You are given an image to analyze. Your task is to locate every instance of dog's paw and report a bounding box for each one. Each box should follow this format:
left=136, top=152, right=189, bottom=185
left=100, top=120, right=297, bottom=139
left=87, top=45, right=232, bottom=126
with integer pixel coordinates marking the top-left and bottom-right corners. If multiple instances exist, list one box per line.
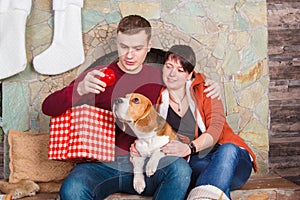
left=133, top=175, right=146, bottom=194
left=146, top=160, right=158, bottom=177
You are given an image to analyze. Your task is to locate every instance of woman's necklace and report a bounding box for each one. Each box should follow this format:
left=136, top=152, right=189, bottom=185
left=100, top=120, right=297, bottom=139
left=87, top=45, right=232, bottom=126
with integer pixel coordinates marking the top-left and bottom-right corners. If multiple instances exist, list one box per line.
left=169, top=93, right=186, bottom=112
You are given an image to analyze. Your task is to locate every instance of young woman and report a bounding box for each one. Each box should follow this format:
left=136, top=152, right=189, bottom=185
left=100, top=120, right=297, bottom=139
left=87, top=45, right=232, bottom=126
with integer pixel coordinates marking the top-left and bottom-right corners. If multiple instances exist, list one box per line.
left=156, top=45, right=257, bottom=199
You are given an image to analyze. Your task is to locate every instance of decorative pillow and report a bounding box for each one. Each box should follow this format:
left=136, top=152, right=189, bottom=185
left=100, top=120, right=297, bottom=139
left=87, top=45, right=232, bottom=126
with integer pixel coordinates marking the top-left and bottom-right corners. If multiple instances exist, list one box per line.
left=8, top=129, right=75, bottom=184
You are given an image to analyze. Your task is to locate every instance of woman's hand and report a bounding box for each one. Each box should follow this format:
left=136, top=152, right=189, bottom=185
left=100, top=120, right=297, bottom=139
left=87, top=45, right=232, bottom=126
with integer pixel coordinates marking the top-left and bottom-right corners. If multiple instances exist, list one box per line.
left=204, top=79, right=221, bottom=100
left=129, top=141, right=141, bottom=162
left=161, top=140, right=190, bottom=157
left=77, top=69, right=107, bottom=96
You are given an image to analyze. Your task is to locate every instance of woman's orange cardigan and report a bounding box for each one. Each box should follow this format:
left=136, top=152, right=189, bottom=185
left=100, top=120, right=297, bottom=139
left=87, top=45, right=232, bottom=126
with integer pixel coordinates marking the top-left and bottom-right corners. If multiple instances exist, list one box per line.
left=156, top=72, right=258, bottom=172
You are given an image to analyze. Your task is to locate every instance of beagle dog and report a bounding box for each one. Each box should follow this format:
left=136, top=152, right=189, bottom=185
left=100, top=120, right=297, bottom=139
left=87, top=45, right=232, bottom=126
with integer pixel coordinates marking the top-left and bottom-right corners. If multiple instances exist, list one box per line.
left=113, top=93, right=177, bottom=194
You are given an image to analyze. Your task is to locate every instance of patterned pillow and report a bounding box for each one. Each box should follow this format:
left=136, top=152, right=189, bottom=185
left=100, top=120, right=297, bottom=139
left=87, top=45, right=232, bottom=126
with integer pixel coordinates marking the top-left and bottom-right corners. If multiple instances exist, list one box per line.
left=8, top=129, right=74, bottom=184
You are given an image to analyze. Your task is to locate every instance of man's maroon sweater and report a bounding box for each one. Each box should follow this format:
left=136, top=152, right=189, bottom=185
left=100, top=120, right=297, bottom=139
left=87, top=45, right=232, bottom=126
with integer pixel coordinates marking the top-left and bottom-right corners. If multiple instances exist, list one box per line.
left=42, top=62, right=163, bottom=156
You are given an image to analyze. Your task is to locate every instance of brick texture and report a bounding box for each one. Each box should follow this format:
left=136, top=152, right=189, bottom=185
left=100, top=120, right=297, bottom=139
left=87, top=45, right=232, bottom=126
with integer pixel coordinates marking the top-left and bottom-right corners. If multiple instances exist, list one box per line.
left=267, top=0, right=300, bottom=185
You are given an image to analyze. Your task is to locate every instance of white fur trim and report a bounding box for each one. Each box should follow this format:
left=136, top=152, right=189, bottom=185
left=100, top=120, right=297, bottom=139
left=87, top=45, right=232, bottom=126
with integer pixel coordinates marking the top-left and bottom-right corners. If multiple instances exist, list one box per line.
left=158, top=81, right=206, bottom=134
left=186, top=80, right=206, bottom=133
left=53, top=0, right=83, bottom=10
left=0, top=0, right=32, bottom=14
left=159, top=89, right=170, bottom=119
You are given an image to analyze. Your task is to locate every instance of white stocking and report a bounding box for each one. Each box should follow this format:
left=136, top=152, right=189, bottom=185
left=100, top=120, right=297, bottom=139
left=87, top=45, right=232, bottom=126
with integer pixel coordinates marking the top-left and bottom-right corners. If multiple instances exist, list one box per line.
left=33, top=0, right=84, bottom=75
left=0, top=0, right=32, bottom=80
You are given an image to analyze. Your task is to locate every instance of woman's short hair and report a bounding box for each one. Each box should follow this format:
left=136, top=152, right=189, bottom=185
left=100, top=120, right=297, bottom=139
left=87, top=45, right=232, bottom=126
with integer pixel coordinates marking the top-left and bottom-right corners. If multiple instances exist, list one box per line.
left=164, top=45, right=196, bottom=74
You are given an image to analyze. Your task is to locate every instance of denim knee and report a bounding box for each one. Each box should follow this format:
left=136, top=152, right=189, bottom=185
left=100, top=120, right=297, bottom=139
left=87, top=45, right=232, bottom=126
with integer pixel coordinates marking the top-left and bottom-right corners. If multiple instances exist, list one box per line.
left=60, top=174, right=92, bottom=200
left=161, top=157, right=192, bottom=188
left=215, top=143, right=240, bottom=161
left=152, top=157, right=192, bottom=199
left=174, top=157, right=192, bottom=179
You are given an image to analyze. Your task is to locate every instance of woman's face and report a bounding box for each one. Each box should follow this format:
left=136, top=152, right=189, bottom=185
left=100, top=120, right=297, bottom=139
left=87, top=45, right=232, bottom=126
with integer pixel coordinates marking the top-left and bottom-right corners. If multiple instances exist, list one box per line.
left=162, top=56, right=192, bottom=90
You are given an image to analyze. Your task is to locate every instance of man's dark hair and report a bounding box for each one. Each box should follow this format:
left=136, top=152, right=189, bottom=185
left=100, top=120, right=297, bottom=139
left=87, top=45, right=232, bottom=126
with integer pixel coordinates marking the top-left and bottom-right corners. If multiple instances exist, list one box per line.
left=117, top=15, right=152, bottom=41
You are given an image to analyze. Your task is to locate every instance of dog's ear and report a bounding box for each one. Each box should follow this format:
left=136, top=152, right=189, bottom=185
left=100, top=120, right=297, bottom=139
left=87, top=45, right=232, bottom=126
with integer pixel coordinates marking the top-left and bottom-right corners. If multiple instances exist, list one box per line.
left=139, top=100, right=153, bottom=120
left=117, top=119, right=127, bottom=131
left=156, top=115, right=177, bottom=140
left=134, top=101, right=154, bottom=129
left=121, top=121, right=126, bottom=131
left=155, top=114, right=167, bottom=133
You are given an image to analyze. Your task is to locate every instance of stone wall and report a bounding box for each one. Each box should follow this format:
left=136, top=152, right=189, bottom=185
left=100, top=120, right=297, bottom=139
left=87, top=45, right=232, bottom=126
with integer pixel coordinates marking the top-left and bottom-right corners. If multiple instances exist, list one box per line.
left=267, top=0, right=300, bottom=184
left=0, top=0, right=269, bottom=177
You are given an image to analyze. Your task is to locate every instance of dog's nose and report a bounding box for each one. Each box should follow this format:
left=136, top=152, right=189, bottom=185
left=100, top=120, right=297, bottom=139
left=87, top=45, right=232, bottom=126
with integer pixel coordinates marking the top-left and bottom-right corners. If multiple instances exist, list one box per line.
left=114, top=98, right=123, bottom=105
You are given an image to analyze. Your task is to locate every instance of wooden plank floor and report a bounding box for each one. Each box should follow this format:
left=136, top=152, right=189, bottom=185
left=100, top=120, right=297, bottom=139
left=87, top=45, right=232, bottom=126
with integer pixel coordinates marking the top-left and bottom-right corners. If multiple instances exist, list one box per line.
left=0, top=141, right=299, bottom=199
left=16, top=174, right=300, bottom=200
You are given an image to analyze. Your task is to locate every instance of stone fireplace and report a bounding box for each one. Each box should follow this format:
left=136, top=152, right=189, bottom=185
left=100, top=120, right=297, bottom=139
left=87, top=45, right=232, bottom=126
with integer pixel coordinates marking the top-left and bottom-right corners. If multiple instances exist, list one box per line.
left=0, top=0, right=269, bottom=178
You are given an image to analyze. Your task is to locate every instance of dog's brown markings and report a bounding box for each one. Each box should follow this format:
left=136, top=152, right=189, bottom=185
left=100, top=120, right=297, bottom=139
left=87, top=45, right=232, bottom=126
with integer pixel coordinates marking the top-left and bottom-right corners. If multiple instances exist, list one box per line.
left=156, top=115, right=177, bottom=140
left=126, top=94, right=151, bottom=122
left=127, top=93, right=177, bottom=140
left=118, top=93, right=177, bottom=141
left=134, top=107, right=159, bottom=133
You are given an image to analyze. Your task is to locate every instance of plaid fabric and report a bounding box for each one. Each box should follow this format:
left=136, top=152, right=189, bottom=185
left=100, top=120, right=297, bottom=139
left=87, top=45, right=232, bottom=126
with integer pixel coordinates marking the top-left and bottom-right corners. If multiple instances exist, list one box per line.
left=48, top=104, right=115, bottom=162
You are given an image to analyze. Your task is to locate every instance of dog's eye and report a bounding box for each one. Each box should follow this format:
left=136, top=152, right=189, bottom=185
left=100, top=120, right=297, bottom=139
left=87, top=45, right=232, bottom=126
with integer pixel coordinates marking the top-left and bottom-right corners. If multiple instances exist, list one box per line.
left=132, top=98, right=140, bottom=104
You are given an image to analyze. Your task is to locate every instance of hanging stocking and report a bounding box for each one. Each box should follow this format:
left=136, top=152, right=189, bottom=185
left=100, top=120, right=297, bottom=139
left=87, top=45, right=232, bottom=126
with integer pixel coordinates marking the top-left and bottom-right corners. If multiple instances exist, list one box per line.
left=0, top=0, right=32, bottom=80
left=33, top=0, right=84, bottom=75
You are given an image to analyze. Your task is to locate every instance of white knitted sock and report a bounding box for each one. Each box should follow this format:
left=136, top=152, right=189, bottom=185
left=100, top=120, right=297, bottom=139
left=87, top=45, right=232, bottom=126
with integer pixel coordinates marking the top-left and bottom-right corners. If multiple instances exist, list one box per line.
left=187, top=185, right=230, bottom=200
left=33, top=0, right=84, bottom=75
left=0, top=0, right=32, bottom=80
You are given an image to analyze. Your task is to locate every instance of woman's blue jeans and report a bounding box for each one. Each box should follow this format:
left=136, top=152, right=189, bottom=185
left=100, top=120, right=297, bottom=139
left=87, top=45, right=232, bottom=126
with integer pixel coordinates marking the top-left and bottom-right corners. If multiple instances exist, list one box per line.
left=189, top=143, right=253, bottom=199
left=60, top=155, right=191, bottom=200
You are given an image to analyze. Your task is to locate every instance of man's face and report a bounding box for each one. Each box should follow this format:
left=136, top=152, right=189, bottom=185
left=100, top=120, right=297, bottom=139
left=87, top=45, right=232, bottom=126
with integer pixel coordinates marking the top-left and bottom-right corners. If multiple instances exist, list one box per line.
left=117, top=30, right=152, bottom=74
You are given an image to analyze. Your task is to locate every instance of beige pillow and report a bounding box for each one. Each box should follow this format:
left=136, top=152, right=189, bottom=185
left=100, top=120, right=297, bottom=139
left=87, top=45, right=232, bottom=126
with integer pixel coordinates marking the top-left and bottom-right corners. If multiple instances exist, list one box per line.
left=8, top=129, right=75, bottom=184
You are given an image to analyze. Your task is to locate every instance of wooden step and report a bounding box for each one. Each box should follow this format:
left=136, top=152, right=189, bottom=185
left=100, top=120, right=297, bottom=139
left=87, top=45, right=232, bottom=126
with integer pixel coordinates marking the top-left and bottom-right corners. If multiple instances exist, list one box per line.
left=230, top=173, right=300, bottom=200
left=18, top=174, right=300, bottom=200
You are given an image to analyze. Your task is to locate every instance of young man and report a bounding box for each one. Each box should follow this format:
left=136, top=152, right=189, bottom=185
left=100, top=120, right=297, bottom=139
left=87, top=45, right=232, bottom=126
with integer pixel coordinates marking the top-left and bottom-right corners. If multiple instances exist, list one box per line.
left=42, top=15, right=219, bottom=200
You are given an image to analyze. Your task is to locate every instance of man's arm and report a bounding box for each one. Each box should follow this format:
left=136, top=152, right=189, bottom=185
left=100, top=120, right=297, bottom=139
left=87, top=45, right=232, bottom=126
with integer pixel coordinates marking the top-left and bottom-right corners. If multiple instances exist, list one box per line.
left=42, top=68, right=107, bottom=116
left=42, top=80, right=80, bottom=116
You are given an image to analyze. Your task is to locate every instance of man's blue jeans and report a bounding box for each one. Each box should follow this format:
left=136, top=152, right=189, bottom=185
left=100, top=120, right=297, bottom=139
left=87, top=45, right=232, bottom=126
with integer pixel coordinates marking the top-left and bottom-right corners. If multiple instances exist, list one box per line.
left=189, top=143, right=253, bottom=199
left=60, top=155, right=191, bottom=200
